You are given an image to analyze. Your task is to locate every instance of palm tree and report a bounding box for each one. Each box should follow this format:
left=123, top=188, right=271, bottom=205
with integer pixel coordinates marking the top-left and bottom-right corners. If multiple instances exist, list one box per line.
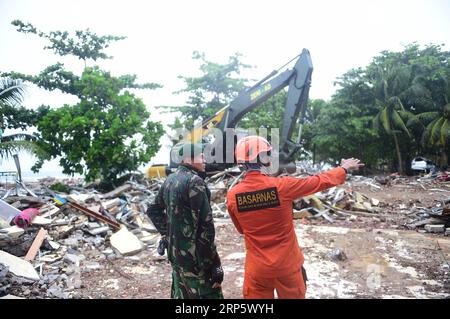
left=0, top=133, right=41, bottom=161
left=0, top=77, right=26, bottom=107
left=409, top=75, right=450, bottom=167
left=372, top=65, right=423, bottom=174
left=0, top=77, right=41, bottom=161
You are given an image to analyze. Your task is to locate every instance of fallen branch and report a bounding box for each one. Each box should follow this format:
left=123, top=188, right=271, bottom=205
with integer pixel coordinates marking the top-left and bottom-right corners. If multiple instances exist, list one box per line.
left=228, top=172, right=244, bottom=189
left=427, top=189, right=450, bottom=193
left=323, top=203, right=381, bottom=218
left=106, top=259, right=134, bottom=281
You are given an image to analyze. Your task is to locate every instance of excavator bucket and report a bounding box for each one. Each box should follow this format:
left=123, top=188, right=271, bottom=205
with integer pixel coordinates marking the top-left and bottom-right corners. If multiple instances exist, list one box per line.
left=146, top=165, right=172, bottom=179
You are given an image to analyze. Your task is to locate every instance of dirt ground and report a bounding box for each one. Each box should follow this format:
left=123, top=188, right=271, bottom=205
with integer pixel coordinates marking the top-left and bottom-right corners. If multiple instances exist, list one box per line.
left=74, top=180, right=450, bottom=299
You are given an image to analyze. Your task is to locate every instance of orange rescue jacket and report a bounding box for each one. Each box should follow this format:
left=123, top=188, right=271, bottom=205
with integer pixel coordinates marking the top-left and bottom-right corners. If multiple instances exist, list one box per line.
left=226, top=167, right=346, bottom=278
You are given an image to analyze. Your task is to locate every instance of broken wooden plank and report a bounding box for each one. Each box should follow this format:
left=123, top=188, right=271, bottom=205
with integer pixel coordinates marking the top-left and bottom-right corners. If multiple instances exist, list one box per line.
left=3, top=196, right=44, bottom=205
left=25, top=228, right=48, bottom=262
left=0, top=295, right=25, bottom=299
left=67, top=193, right=94, bottom=203
left=40, top=254, right=63, bottom=263
left=66, top=199, right=120, bottom=230
left=313, top=209, right=334, bottom=223
left=425, top=224, right=445, bottom=233
left=102, top=198, right=121, bottom=210
left=87, top=226, right=110, bottom=236
left=39, top=204, right=60, bottom=218
left=293, top=209, right=314, bottom=219
left=31, top=215, right=53, bottom=226
left=305, top=195, right=327, bottom=211
left=428, top=189, right=450, bottom=193
left=408, top=217, right=444, bottom=228
left=101, top=184, right=132, bottom=199
left=106, top=259, right=134, bottom=280
left=367, top=182, right=382, bottom=189
left=324, top=203, right=379, bottom=218
left=0, top=226, right=24, bottom=238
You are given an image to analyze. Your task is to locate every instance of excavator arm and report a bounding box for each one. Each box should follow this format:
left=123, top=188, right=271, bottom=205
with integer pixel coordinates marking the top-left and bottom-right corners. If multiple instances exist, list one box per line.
left=147, top=49, right=313, bottom=178
left=218, top=48, right=313, bottom=173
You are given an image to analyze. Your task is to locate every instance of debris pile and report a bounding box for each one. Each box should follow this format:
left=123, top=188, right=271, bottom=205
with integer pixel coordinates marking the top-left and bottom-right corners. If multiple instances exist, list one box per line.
left=405, top=198, right=450, bottom=235
left=206, top=167, right=243, bottom=218
left=1, top=166, right=450, bottom=299
left=0, top=177, right=163, bottom=299
left=292, top=186, right=382, bottom=223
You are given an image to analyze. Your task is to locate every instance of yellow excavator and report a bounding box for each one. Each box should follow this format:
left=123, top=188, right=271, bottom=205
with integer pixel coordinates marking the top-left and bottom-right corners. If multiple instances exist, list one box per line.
left=147, top=49, right=313, bottom=178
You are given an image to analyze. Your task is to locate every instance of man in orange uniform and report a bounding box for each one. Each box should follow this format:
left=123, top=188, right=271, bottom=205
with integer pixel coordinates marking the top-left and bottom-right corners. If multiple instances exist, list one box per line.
left=226, top=136, right=364, bottom=299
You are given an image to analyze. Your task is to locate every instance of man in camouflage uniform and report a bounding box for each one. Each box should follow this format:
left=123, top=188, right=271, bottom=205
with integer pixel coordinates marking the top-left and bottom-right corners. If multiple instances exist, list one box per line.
left=147, top=142, right=224, bottom=299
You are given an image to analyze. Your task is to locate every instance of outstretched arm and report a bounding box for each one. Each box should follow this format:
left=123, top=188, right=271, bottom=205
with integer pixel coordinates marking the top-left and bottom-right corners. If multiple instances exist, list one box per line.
left=282, top=158, right=364, bottom=200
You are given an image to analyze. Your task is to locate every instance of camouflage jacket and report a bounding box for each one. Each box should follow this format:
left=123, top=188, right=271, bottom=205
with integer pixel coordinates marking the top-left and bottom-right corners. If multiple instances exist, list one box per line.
left=147, top=164, right=221, bottom=276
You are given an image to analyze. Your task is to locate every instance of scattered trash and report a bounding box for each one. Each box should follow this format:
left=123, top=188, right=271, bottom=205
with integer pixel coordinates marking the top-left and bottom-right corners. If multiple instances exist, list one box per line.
left=330, top=249, right=348, bottom=261
left=0, top=199, right=21, bottom=225
left=424, top=224, right=445, bottom=233
left=14, top=208, right=41, bottom=229
left=405, top=198, right=450, bottom=231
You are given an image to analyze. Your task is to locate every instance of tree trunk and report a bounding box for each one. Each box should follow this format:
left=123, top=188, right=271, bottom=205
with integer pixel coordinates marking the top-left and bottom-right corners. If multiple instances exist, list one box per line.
left=312, top=144, right=316, bottom=165
left=441, top=147, right=448, bottom=169
left=393, top=133, right=403, bottom=174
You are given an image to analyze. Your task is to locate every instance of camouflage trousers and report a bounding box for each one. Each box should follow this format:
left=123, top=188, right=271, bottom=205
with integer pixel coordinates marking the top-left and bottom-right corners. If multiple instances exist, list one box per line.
left=171, top=268, right=223, bottom=299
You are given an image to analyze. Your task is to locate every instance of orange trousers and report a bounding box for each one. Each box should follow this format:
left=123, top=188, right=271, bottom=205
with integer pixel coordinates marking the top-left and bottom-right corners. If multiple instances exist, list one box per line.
left=243, top=267, right=307, bottom=299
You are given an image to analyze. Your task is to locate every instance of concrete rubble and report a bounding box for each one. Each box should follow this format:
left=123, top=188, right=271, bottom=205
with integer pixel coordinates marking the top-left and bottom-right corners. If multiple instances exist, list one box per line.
left=0, top=250, right=40, bottom=281
left=110, top=227, right=143, bottom=256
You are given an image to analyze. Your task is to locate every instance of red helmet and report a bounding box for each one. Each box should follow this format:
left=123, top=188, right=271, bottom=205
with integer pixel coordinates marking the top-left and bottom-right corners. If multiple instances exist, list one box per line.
left=235, top=135, right=272, bottom=163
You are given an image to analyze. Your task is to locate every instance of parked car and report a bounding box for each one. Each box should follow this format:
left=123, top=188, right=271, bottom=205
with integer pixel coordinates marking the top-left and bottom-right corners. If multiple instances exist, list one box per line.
left=411, top=157, right=437, bottom=173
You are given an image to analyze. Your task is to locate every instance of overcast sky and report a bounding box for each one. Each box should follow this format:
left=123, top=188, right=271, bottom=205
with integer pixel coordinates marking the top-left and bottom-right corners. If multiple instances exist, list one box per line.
left=1, top=0, right=450, bottom=179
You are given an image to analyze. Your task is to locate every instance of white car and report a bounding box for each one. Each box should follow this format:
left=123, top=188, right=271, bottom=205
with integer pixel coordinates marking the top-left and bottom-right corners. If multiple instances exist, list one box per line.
left=411, top=157, right=436, bottom=172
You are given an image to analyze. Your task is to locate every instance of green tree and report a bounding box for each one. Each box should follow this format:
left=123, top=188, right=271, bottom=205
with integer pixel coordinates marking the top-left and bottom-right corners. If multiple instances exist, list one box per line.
left=368, top=43, right=450, bottom=114
left=3, top=21, right=164, bottom=185
left=311, top=101, right=382, bottom=170
left=367, top=43, right=450, bottom=171
left=283, top=43, right=450, bottom=174
left=309, top=68, right=383, bottom=170
left=161, top=51, right=251, bottom=131
left=12, top=20, right=125, bottom=68
left=302, top=99, right=328, bottom=163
